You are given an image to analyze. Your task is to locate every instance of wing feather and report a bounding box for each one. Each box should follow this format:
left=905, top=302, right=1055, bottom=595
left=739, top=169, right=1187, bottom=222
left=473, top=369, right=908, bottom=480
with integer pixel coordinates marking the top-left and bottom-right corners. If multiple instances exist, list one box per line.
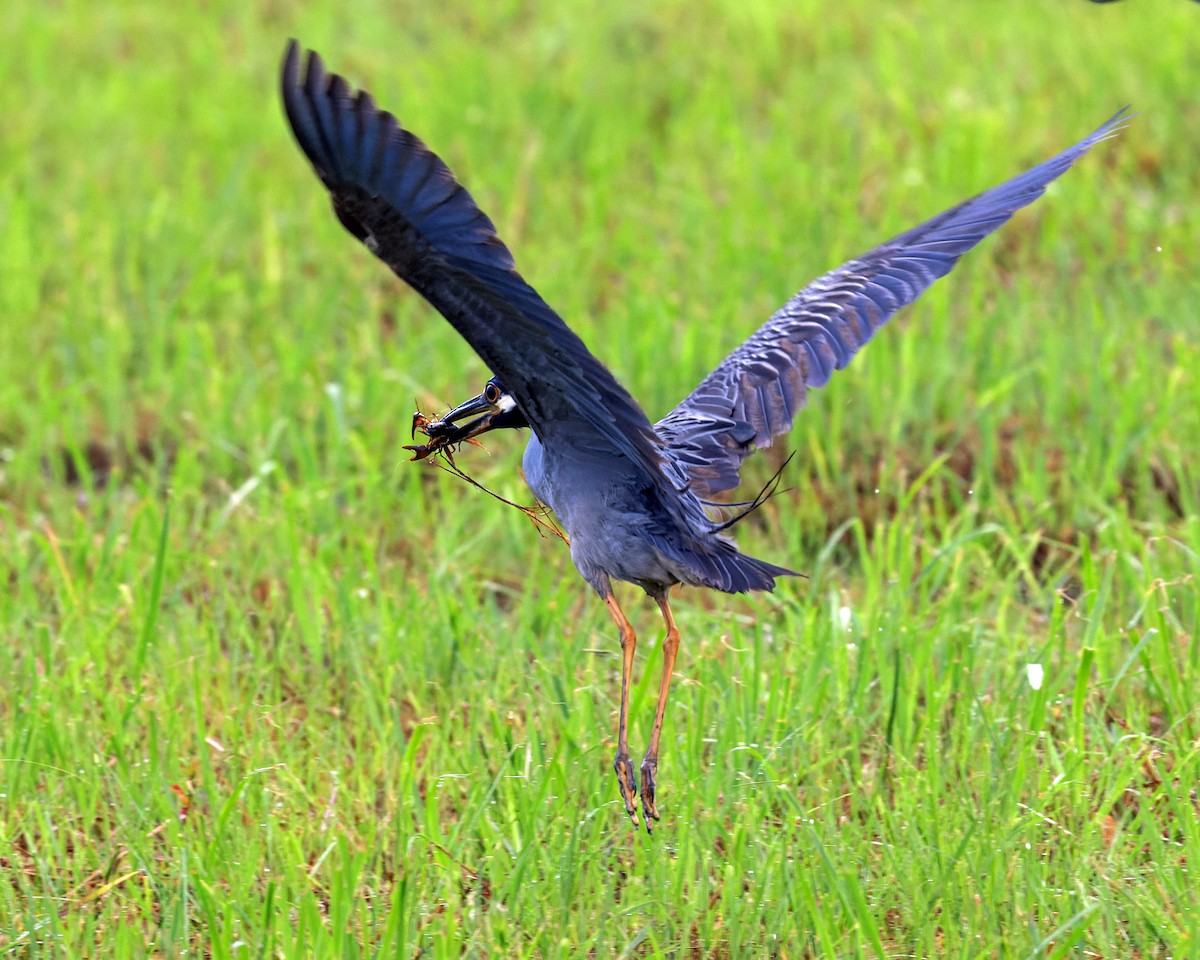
left=656, top=108, right=1128, bottom=499
left=281, top=42, right=684, bottom=510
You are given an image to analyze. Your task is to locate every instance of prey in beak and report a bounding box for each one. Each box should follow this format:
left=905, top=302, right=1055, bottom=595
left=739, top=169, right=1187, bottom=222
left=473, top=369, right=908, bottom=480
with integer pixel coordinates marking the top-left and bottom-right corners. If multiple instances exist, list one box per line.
left=404, top=377, right=527, bottom=461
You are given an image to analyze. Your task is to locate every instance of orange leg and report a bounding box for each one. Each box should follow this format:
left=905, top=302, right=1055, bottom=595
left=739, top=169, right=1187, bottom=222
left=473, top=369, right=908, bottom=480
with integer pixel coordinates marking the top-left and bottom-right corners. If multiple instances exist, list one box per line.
left=603, top=590, right=640, bottom=828
left=640, top=593, right=680, bottom=825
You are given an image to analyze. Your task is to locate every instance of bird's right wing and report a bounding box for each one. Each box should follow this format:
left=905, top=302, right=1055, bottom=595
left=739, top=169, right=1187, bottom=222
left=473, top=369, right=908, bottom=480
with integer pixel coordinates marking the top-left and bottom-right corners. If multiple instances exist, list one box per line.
left=655, top=109, right=1128, bottom=500
left=281, top=42, right=680, bottom=506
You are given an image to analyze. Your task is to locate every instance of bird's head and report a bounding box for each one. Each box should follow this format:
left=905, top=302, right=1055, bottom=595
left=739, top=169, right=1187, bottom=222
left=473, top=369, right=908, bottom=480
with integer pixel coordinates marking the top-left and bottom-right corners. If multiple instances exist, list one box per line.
left=424, top=376, right=529, bottom=445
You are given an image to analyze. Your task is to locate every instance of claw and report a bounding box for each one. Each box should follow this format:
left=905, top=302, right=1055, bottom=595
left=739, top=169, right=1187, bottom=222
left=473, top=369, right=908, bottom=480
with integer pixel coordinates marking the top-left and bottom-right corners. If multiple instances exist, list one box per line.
left=640, top=757, right=660, bottom=825
left=403, top=422, right=463, bottom=462
left=410, top=409, right=432, bottom=441
left=613, top=753, right=640, bottom=829
left=402, top=442, right=434, bottom=461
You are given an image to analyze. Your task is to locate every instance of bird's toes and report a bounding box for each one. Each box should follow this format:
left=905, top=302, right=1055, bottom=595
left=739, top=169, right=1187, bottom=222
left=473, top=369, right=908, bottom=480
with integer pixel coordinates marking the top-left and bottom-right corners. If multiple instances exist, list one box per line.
left=640, top=757, right=661, bottom=825
left=613, top=754, right=640, bottom=828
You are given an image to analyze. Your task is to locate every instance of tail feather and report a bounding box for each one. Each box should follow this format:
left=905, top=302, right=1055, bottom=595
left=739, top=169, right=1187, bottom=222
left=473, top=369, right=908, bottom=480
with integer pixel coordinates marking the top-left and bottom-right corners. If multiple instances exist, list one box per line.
left=697, top=543, right=799, bottom=594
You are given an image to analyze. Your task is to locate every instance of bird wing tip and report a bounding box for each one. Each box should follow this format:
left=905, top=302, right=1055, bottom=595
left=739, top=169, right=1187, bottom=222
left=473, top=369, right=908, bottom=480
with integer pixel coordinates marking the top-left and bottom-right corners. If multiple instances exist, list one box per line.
left=1093, top=105, right=1134, bottom=143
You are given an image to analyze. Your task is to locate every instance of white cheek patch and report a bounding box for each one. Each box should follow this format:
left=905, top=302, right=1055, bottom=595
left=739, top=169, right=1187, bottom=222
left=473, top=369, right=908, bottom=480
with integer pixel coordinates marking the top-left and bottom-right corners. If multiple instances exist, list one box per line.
left=496, top=392, right=517, bottom=413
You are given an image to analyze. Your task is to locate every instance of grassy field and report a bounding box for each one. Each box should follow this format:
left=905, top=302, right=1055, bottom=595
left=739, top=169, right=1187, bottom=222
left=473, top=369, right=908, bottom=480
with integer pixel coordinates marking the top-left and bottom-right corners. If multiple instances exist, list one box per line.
left=2, top=0, right=1197, bottom=955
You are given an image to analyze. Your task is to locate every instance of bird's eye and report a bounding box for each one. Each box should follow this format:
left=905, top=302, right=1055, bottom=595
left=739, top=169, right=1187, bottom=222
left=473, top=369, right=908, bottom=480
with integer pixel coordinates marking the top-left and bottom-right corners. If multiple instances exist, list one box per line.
left=485, top=382, right=501, bottom=404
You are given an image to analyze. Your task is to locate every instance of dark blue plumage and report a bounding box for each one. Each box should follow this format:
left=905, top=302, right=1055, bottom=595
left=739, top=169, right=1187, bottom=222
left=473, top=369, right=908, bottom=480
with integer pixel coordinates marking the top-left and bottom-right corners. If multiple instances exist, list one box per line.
left=281, top=43, right=683, bottom=531
left=655, top=108, right=1129, bottom=498
left=281, top=39, right=1125, bottom=829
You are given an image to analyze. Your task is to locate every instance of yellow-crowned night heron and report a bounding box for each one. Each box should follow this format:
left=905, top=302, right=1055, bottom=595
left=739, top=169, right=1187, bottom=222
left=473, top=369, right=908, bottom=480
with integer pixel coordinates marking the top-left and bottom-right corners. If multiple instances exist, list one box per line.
left=281, top=40, right=1125, bottom=829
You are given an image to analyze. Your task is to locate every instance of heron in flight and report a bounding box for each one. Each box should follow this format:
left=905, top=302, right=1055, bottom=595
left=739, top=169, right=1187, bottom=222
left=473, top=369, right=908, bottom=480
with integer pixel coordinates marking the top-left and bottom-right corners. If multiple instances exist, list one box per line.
left=281, top=40, right=1124, bottom=829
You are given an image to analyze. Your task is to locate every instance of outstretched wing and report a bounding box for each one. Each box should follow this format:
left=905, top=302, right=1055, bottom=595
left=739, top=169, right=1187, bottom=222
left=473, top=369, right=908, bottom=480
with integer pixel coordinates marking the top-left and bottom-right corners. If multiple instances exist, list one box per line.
left=280, top=41, right=678, bottom=501
left=656, top=109, right=1128, bottom=500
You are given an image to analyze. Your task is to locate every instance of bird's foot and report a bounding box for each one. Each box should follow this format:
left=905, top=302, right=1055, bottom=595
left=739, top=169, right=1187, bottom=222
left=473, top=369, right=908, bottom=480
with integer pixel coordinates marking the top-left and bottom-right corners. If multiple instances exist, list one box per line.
left=640, top=756, right=661, bottom=826
left=613, top=753, right=640, bottom=829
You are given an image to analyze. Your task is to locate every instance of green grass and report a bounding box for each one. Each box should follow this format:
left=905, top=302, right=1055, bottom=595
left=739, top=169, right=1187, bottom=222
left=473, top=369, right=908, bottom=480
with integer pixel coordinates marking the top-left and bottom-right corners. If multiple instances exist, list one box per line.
left=2, top=0, right=1198, bottom=956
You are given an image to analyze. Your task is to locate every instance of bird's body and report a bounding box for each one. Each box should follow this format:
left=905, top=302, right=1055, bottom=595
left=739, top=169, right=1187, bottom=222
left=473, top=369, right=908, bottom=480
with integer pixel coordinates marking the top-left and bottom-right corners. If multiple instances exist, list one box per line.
left=523, top=432, right=790, bottom=597
left=524, top=435, right=668, bottom=594
left=280, top=40, right=1125, bottom=829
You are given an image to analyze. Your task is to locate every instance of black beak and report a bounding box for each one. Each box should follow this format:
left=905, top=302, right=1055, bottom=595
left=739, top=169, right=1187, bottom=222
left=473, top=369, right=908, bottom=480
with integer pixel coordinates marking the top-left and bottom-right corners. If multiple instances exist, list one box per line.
left=424, top=391, right=501, bottom=444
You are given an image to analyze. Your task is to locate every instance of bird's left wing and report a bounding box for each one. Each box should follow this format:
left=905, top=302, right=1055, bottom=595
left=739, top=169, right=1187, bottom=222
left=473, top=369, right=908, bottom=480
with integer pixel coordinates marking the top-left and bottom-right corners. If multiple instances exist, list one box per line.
left=655, top=109, right=1128, bottom=500
left=281, top=42, right=678, bottom=498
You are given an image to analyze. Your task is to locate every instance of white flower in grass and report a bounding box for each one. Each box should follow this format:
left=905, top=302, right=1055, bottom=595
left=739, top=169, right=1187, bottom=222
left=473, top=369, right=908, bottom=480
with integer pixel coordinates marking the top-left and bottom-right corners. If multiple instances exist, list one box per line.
left=1025, top=663, right=1044, bottom=691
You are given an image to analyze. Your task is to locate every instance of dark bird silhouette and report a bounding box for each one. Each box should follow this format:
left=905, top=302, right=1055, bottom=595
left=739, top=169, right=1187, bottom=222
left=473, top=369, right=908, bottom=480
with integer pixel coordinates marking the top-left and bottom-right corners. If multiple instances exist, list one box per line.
left=281, top=39, right=1125, bottom=829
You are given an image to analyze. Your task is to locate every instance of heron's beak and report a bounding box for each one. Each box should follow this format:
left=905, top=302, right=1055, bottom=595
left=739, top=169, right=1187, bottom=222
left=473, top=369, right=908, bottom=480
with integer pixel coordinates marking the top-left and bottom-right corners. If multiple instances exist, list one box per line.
left=424, top=391, right=500, bottom=444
